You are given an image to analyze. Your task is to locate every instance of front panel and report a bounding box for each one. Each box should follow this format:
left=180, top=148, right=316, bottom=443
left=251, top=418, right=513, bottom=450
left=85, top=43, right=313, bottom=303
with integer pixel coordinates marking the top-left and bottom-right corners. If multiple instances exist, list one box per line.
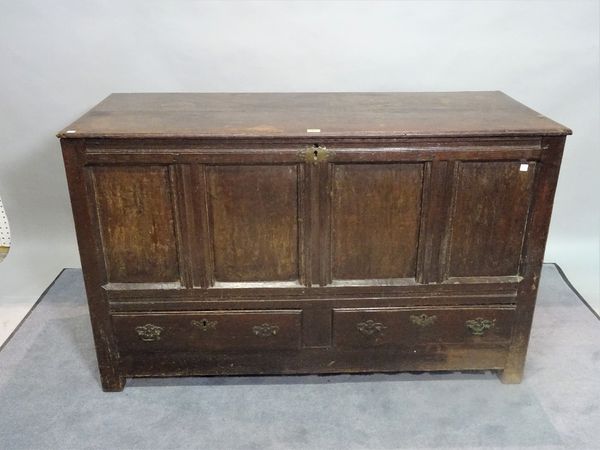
left=91, top=166, right=180, bottom=284
left=86, top=147, right=539, bottom=292
left=444, top=161, right=536, bottom=279
left=207, top=164, right=302, bottom=284
left=330, top=163, right=424, bottom=283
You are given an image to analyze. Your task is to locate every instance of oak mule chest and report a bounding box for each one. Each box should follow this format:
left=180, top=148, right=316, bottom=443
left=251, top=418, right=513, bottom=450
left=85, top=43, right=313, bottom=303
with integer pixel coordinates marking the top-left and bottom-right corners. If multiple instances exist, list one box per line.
left=59, top=92, right=570, bottom=391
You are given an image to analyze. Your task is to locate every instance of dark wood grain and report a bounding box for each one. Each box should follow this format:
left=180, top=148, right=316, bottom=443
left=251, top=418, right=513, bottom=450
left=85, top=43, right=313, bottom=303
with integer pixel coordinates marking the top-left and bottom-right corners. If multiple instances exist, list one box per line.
left=444, top=161, right=536, bottom=279
left=58, top=92, right=571, bottom=139
left=59, top=92, right=569, bottom=390
left=62, top=139, right=124, bottom=391
left=207, top=164, right=300, bottom=283
left=112, top=310, right=302, bottom=352
left=333, top=306, right=515, bottom=349
left=120, top=345, right=511, bottom=378
left=499, top=136, right=566, bottom=383
left=92, top=166, right=180, bottom=283
left=331, top=163, right=424, bottom=280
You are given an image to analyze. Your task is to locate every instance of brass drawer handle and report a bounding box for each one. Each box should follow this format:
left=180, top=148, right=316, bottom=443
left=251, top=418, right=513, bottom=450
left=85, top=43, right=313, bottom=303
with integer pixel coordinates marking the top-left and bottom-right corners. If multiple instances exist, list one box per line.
left=466, top=317, right=496, bottom=336
left=253, top=323, right=280, bottom=337
left=357, top=319, right=386, bottom=336
left=410, top=314, right=437, bottom=327
left=135, top=323, right=163, bottom=342
left=191, top=318, right=217, bottom=332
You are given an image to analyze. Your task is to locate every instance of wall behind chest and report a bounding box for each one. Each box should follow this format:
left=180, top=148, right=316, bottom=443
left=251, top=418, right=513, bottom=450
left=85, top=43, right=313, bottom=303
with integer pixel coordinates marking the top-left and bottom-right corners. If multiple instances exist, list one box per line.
left=0, top=1, right=597, bottom=317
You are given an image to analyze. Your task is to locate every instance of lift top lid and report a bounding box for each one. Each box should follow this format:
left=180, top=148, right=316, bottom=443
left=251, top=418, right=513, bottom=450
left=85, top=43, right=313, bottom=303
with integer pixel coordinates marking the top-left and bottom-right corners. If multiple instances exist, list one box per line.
left=58, top=91, right=571, bottom=139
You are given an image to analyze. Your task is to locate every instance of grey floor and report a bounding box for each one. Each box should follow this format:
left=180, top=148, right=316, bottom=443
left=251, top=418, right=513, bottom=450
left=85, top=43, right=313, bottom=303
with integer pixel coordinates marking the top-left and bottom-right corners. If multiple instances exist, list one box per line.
left=0, top=265, right=599, bottom=450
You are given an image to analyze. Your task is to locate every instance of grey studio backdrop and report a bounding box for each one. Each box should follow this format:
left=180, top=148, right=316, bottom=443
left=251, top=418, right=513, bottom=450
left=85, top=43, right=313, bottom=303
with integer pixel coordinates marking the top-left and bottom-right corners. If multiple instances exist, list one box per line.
left=0, top=1, right=598, bottom=316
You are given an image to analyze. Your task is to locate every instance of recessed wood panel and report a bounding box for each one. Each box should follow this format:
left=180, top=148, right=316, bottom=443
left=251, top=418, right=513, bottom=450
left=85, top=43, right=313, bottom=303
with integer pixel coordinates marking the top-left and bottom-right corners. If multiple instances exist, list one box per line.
left=208, top=165, right=299, bottom=282
left=92, top=166, right=179, bottom=283
left=446, top=161, right=535, bottom=278
left=331, top=163, right=424, bottom=280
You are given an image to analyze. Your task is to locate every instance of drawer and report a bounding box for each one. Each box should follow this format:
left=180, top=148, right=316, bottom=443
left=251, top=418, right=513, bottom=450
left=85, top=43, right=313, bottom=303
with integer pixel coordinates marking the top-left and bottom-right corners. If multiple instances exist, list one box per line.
left=333, top=306, right=515, bottom=349
left=112, top=310, right=302, bottom=353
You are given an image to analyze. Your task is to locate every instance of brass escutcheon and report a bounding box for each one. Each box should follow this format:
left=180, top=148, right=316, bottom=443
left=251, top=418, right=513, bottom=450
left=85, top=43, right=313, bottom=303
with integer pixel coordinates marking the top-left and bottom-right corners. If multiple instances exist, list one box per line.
left=191, top=318, right=217, bottom=332
left=410, top=313, right=437, bottom=327
left=299, top=146, right=334, bottom=164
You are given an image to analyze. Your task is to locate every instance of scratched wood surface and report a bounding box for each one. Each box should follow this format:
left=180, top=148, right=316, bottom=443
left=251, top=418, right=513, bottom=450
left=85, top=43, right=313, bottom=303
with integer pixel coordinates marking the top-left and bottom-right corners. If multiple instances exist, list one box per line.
left=58, top=92, right=571, bottom=139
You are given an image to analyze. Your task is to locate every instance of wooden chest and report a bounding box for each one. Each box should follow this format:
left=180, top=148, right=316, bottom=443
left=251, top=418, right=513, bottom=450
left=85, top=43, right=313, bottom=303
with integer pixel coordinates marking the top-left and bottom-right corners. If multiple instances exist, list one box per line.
left=59, top=92, right=570, bottom=391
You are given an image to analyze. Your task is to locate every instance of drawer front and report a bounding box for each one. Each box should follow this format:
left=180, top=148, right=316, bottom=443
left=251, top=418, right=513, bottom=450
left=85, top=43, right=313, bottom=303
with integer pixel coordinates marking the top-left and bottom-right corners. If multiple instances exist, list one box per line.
left=333, top=306, right=515, bottom=349
left=113, top=310, right=302, bottom=353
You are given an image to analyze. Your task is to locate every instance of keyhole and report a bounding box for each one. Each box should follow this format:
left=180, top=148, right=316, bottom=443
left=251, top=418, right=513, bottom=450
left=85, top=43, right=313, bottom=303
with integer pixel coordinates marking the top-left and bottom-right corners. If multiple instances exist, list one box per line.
left=201, top=319, right=209, bottom=327
left=313, top=150, right=318, bottom=161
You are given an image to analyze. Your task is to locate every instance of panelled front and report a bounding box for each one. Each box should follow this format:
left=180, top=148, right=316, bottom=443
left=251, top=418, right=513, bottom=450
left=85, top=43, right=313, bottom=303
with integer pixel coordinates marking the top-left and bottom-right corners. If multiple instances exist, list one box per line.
left=87, top=158, right=307, bottom=289
left=88, top=147, right=540, bottom=292
left=321, top=149, right=538, bottom=288
left=87, top=146, right=540, bottom=382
